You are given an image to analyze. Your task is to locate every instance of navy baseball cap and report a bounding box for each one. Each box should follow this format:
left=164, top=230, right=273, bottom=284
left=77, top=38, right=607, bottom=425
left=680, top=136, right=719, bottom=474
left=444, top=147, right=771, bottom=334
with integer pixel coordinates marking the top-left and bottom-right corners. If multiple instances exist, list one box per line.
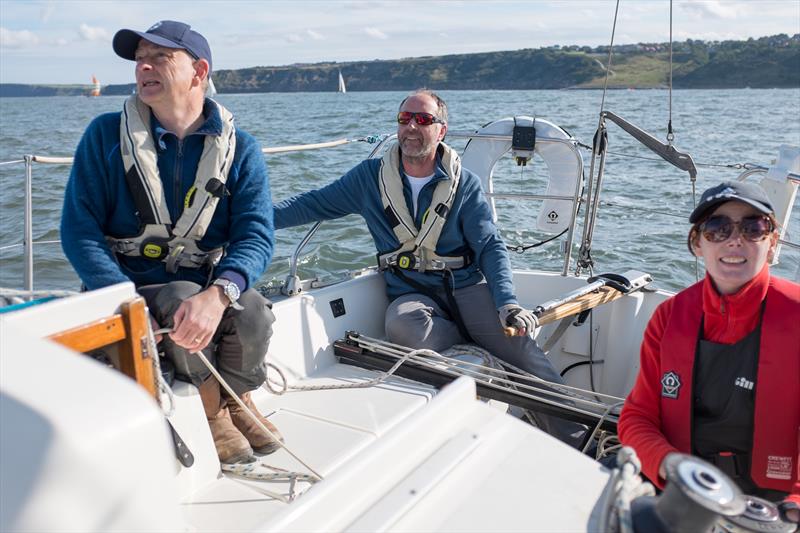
left=689, top=181, right=774, bottom=223
left=113, top=20, right=212, bottom=72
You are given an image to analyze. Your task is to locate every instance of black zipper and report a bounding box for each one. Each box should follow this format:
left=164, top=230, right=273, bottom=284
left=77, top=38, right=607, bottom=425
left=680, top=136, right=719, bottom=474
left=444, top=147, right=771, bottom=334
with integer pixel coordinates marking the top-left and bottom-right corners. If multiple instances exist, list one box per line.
left=173, top=138, right=184, bottom=221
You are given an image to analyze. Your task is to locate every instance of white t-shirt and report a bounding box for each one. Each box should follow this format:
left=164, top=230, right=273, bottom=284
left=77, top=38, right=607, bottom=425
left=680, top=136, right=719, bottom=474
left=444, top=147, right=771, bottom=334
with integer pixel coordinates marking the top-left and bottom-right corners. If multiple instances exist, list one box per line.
left=406, top=173, right=435, bottom=219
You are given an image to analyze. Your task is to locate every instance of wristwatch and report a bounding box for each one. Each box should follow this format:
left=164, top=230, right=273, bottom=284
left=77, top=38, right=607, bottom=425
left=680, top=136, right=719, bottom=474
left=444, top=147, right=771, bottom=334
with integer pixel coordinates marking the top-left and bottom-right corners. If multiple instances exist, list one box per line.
left=212, top=279, right=244, bottom=310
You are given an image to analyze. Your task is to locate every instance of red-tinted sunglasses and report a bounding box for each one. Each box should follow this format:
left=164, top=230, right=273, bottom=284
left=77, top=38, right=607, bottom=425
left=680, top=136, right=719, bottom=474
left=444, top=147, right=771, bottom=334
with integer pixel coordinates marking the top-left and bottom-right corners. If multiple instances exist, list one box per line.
left=397, top=111, right=445, bottom=126
left=700, top=215, right=774, bottom=243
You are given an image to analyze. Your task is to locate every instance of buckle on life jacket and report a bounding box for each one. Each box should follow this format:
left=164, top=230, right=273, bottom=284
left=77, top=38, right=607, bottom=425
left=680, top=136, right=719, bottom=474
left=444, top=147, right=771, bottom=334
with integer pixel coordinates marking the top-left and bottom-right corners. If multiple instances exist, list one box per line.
left=708, top=452, right=749, bottom=479
left=396, top=251, right=416, bottom=270
left=140, top=238, right=170, bottom=261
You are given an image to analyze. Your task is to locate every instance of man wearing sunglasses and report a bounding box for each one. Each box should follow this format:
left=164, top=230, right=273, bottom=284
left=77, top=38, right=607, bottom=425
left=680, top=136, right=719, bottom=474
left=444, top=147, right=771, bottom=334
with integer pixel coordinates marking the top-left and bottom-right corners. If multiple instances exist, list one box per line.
left=619, top=181, right=799, bottom=519
left=275, top=89, right=586, bottom=448
left=61, top=20, right=283, bottom=466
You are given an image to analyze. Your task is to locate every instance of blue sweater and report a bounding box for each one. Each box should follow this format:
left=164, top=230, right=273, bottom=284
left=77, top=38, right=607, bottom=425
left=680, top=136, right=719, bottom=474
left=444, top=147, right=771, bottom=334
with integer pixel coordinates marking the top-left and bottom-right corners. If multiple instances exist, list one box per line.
left=274, top=152, right=517, bottom=309
left=61, top=99, right=273, bottom=291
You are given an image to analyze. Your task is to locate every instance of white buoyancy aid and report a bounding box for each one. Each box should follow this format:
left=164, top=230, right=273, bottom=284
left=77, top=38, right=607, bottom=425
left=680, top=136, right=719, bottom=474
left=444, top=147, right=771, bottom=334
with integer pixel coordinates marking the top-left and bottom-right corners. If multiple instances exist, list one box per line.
left=106, top=96, right=237, bottom=272
left=377, top=143, right=471, bottom=272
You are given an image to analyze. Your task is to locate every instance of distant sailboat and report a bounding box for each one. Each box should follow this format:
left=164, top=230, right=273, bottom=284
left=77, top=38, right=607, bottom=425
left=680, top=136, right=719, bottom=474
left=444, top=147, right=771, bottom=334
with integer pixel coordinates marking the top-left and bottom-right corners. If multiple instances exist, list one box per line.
left=207, top=77, right=218, bottom=97
left=89, top=75, right=101, bottom=97
left=337, top=70, right=346, bottom=93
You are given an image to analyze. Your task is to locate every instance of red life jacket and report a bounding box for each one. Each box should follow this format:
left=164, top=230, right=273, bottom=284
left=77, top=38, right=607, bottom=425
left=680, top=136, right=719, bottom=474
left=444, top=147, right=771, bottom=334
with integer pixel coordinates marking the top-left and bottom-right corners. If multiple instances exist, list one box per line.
left=659, top=276, right=800, bottom=492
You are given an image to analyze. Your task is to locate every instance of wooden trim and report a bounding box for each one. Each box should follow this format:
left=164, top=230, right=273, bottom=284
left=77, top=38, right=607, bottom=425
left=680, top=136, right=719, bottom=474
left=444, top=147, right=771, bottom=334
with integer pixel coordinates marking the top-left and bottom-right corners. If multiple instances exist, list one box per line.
left=118, top=297, right=157, bottom=398
left=47, top=296, right=158, bottom=399
left=48, top=315, right=126, bottom=352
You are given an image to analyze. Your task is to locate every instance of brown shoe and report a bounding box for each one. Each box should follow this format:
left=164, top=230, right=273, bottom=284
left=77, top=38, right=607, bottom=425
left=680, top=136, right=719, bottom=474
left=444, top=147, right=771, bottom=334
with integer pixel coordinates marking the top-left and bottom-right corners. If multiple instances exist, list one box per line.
left=199, top=377, right=254, bottom=464
left=227, top=392, right=284, bottom=455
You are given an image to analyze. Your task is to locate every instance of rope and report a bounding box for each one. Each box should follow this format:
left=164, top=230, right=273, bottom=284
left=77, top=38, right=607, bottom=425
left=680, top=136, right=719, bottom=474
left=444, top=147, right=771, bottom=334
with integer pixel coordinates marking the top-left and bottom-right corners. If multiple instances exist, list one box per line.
left=599, top=446, right=656, bottom=533
left=220, top=462, right=317, bottom=503
left=264, top=348, right=418, bottom=394
left=147, top=327, right=175, bottom=416
left=582, top=401, right=625, bottom=454
left=193, top=348, right=323, bottom=480
left=617, top=448, right=655, bottom=532
left=350, top=334, right=624, bottom=414
left=149, top=327, right=323, bottom=494
left=507, top=228, right=568, bottom=254
left=261, top=135, right=387, bottom=155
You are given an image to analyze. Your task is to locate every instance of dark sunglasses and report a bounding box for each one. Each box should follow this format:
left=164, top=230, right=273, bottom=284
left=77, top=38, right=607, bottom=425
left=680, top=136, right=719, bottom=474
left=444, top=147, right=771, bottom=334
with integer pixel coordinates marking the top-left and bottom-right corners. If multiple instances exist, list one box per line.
left=397, top=111, right=445, bottom=126
left=699, top=215, right=774, bottom=243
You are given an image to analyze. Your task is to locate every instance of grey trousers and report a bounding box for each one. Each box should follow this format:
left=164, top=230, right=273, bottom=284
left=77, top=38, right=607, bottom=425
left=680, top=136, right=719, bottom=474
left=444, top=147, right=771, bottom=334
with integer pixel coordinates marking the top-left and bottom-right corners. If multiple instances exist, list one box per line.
left=141, top=281, right=275, bottom=396
left=385, top=282, right=586, bottom=447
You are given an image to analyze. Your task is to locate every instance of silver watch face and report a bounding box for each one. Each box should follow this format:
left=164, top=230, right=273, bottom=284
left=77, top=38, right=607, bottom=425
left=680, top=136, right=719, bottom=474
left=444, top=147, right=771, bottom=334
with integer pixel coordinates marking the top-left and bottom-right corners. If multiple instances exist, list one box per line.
left=223, top=282, right=240, bottom=302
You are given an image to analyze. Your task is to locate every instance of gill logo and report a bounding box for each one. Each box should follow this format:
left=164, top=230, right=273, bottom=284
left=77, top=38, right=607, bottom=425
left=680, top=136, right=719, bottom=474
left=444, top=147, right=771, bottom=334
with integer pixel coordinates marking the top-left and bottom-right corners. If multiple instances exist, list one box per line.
left=143, top=243, right=164, bottom=259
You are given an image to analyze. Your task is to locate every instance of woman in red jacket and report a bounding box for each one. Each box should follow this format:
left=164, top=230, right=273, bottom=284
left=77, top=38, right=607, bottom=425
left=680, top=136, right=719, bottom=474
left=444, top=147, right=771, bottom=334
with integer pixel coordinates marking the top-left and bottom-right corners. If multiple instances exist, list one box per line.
left=618, top=181, right=799, bottom=521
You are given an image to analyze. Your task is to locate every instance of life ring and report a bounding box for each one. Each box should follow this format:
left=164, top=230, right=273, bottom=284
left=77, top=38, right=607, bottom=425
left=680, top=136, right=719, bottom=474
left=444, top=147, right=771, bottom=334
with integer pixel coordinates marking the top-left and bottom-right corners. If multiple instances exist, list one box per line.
left=461, top=116, right=583, bottom=234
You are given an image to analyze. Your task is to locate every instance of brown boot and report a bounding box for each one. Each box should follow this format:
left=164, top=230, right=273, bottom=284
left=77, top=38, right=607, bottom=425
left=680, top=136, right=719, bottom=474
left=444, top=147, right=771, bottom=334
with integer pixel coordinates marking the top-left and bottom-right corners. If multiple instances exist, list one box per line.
left=198, top=377, right=254, bottom=464
left=227, top=392, right=284, bottom=455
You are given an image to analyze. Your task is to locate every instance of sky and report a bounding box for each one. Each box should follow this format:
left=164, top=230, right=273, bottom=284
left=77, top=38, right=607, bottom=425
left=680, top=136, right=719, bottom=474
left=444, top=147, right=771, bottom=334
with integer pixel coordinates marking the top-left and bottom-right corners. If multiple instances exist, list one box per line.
left=1, top=0, right=799, bottom=85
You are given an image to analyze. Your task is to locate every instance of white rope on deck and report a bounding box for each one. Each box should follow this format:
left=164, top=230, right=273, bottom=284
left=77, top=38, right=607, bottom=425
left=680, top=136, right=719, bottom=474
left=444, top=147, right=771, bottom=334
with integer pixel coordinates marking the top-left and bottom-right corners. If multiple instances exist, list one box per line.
left=192, top=347, right=324, bottom=482
left=351, top=334, right=624, bottom=414
left=150, top=326, right=323, bottom=488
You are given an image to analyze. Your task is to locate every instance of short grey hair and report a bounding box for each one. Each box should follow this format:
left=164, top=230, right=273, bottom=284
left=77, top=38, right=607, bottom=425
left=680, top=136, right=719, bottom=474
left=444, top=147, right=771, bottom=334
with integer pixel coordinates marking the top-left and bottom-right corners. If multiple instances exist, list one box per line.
left=399, top=88, right=448, bottom=124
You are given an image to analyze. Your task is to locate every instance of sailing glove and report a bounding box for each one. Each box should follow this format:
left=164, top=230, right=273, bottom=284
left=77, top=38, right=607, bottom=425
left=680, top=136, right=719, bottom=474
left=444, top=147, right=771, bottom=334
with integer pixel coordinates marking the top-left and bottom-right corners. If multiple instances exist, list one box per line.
left=498, top=304, right=539, bottom=336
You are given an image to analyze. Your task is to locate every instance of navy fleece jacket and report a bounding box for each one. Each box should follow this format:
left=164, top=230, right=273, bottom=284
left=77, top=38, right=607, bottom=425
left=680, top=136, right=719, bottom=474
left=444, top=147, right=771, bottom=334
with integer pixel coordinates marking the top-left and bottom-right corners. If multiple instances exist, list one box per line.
left=273, top=150, right=517, bottom=309
left=61, top=99, right=273, bottom=291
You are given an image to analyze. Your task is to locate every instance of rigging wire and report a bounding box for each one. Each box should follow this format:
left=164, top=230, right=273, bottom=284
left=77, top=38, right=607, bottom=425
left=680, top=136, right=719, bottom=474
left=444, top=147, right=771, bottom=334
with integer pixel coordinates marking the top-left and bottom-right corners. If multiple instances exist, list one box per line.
left=667, top=0, right=674, bottom=144
left=599, top=0, right=621, bottom=115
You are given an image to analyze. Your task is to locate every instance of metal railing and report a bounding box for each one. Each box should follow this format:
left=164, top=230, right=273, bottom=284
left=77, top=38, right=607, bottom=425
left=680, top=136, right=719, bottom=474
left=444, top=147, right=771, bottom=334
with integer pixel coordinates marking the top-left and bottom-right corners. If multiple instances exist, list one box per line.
left=0, top=138, right=384, bottom=295
left=3, top=136, right=799, bottom=295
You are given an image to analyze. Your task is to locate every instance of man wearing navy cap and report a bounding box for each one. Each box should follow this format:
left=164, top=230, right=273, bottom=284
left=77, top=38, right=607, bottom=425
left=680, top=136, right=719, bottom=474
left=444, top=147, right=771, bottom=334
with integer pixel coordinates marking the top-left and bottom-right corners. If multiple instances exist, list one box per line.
left=61, top=20, right=282, bottom=464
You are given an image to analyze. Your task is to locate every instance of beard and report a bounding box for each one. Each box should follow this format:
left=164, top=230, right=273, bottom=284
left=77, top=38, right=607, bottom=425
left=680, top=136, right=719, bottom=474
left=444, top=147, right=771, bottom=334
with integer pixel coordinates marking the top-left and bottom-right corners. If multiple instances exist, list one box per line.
left=399, top=135, right=437, bottom=160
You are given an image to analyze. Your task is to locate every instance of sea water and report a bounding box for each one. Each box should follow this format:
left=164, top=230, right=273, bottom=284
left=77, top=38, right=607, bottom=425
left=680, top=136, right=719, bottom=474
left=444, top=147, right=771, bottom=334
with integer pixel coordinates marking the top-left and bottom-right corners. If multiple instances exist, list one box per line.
left=1, top=89, right=799, bottom=292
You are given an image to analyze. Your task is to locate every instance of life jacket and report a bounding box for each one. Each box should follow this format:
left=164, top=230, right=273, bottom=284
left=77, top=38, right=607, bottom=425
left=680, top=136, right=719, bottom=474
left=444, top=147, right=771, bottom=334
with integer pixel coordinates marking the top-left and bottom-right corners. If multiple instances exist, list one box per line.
left=376, top=143, right=470, bottom=272
left=106, top=96, right=236, bottom=273
left=658, top=276, right=800, bottom=493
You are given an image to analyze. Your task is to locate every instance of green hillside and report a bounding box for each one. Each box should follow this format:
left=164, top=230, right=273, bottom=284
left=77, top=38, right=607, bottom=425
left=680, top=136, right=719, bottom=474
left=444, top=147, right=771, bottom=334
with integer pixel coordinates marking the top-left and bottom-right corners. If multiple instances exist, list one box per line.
left=2, top=34, right=797, bottom=97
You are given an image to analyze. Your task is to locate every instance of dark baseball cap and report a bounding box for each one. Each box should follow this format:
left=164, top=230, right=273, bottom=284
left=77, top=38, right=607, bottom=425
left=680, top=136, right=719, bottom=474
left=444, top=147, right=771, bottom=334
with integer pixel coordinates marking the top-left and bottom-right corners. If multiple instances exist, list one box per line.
left=689, top=181, right=774, bottom=223
left=113, top=20, right=212, bottom=72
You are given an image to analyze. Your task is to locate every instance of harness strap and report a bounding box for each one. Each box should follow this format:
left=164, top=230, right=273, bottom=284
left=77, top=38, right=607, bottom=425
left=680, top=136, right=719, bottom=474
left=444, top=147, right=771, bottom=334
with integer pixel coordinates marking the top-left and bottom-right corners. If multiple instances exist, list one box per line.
left=377, top=142, right=464, bottom=272
left=391, top=267, right=474, bottom=343
left=112, top=96, right=236, bottom=271
left=120, top=95, right=236, bottom=240
left=706, top=452, right=750, bottom=480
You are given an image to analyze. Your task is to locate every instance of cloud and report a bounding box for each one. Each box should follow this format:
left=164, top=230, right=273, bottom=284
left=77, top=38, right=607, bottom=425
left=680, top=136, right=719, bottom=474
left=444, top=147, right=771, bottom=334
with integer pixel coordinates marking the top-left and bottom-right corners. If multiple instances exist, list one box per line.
left=286, top=33, right=302, bottom=43
left=0, top=27, right=40, bottom=48
left=364, top=27, right=388, bottom=40
left=78, top=23, right=111, bottom=42
left=680, top=0, right=740, bottom=20
left=307, top=29, right=324, bottom=40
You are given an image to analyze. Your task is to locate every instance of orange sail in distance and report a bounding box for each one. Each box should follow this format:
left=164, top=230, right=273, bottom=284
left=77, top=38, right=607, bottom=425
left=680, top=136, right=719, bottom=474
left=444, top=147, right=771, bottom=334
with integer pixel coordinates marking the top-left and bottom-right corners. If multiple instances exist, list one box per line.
left=90, top=75, right=101, bottom=97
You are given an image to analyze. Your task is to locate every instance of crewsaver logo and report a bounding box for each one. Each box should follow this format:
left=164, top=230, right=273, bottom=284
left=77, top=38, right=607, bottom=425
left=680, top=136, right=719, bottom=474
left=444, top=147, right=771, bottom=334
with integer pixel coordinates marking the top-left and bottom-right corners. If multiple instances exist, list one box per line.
left=661, top=371, right=681, bottom=399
